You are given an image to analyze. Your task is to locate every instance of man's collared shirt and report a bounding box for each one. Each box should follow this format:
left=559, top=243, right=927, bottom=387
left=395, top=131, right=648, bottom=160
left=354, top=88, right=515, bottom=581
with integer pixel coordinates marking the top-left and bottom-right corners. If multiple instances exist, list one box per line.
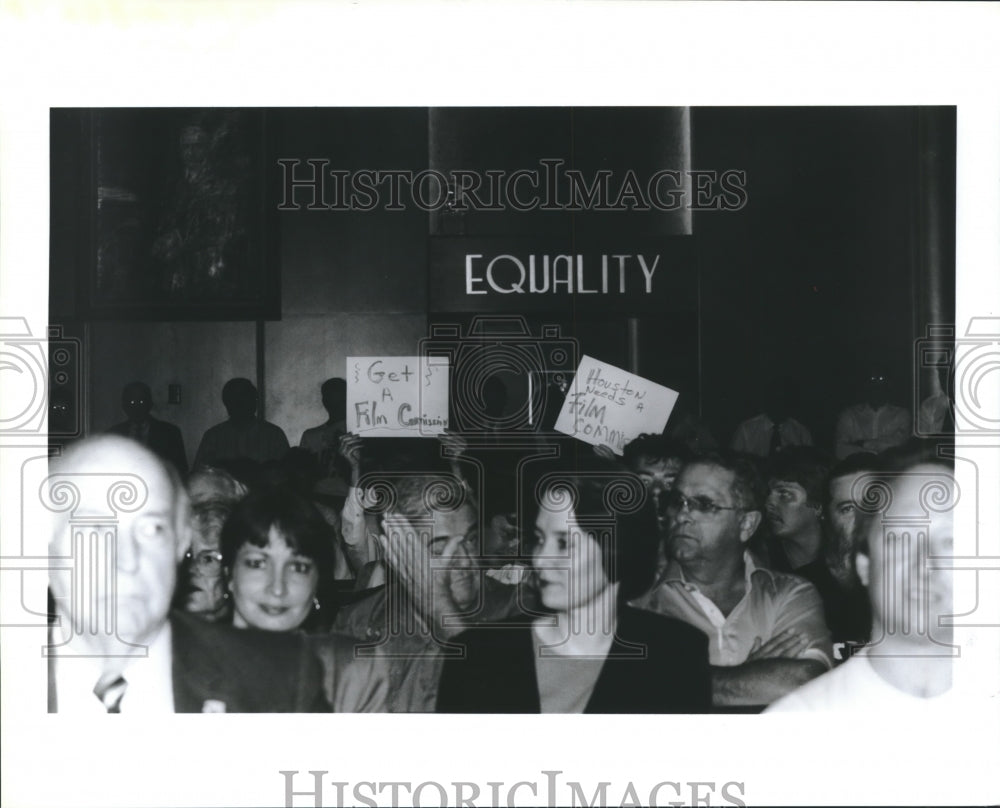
left=833, top=402, right=910, bottom=459
left=53, top=622, right=175, bottom=714
left=632, top=552, right=833, bottom=668
left=731, top=414, right=813, bottom=457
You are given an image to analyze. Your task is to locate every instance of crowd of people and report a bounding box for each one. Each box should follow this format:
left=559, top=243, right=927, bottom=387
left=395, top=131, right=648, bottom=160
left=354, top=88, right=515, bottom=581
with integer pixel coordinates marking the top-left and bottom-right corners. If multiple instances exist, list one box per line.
left=45, top=367, right=958, bottom=714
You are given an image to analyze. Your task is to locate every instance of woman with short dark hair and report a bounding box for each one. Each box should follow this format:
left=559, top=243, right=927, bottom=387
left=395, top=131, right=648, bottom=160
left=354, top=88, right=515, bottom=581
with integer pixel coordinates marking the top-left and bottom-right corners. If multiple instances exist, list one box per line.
left=221, top=485, right=388, bottom=711
left=221, top=486, right=336, bottom=633
left=437, top=455, right=711, bottom=713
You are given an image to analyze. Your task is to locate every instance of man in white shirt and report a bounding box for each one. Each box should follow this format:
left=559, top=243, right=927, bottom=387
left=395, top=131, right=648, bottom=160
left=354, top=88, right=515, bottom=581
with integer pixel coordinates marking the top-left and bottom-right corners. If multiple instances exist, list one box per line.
left=47, top=435, right=327, bottom=713
left=768, top=446, right=956, bottom=711
left=833, top=368, right=911, bottom=459
left=633, top=453, right=832, bottom=708
left=731, top=376, right=813, bottom=458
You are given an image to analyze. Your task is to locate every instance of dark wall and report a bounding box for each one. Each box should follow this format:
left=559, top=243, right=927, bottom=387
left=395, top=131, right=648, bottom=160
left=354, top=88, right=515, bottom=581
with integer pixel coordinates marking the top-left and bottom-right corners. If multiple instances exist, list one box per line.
left=692, top=107, right=955, bottom=449
left=56, top=109, right=432, bottom=447
left=51, top=107, right=954, bottom=460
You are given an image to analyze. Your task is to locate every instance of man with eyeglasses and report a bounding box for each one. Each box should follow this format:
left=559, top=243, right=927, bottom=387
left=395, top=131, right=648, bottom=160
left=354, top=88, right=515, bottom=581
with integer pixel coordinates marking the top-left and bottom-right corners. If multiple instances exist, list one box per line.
left=175, top=466, right=248, bottom=621
left=632, top=452, right=833, bottom=708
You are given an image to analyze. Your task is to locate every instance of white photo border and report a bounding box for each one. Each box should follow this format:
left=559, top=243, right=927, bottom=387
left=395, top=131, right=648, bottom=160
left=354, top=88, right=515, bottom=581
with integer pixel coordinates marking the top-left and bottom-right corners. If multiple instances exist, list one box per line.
left=1, top=2, right=998, bottom=806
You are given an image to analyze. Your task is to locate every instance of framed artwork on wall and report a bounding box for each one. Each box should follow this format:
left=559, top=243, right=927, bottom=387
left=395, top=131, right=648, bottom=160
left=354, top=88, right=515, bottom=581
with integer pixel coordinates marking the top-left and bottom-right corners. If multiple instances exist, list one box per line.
left=82, top=107, right=279, bottom=320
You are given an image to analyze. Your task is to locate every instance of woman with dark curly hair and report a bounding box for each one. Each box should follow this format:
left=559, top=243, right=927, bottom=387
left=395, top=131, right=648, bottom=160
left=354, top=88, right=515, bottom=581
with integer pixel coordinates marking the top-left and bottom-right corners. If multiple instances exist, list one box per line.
left=437, top=454, right=711, bottom=713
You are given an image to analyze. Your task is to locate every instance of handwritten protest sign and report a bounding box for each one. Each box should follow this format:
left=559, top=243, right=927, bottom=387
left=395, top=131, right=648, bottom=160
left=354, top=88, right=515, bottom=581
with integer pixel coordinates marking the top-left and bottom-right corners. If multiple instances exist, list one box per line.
left=554, top=355, right=678, bottom=454
left=347, top=356, right=450, bottom=437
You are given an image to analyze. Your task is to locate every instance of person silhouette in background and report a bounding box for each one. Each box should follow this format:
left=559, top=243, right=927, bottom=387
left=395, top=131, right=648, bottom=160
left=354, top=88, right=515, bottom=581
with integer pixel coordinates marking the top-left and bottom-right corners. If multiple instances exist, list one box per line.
left=299, top=378, right=349, bottom=496
left=194, top=378, right=289, bottom=469
left=834, top=367, right=910, bottom=459
left=108, top=381, right=188, bottom=478
left=732, top=376, right=813, bottom=458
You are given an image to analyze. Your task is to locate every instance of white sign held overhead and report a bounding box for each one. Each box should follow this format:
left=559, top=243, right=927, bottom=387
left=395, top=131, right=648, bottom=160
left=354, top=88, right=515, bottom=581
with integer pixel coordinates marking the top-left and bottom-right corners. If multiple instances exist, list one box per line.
left=347, top=356, right=450, bottom=436
left=554, top=355, right=679, bottom=455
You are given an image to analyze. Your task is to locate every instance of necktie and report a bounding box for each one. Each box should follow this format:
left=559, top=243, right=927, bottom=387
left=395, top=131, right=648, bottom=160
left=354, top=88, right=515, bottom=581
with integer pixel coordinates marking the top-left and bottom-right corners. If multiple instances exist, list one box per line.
left=129, top=421, right=150, bottom=444
left=769, top=421, right=782, bottom=456
left=94, top=673, right=128, bottom=713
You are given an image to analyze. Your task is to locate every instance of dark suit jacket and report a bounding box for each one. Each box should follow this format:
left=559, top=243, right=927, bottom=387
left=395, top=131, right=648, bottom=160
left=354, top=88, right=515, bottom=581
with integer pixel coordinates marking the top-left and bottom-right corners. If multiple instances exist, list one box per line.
left=108, top=417, right=189, bottom=478
left=436, top=606, right=711, bottom=713
left=49, top=611, right=329, bottom=713
left=170, top=611, right=329, bottom=712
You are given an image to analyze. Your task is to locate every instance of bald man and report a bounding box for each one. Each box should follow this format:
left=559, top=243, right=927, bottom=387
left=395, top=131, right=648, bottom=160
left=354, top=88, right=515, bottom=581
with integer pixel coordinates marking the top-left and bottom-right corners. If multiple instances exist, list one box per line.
left=46, top=435, right=328, bottom=713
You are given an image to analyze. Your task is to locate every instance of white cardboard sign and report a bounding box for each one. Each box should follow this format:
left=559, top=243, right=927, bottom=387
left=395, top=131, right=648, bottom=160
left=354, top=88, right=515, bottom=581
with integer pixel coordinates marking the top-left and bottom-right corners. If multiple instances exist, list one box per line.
left=554, top=355, right=679, bottom=454
left=347, top=356, right=450, bottom=436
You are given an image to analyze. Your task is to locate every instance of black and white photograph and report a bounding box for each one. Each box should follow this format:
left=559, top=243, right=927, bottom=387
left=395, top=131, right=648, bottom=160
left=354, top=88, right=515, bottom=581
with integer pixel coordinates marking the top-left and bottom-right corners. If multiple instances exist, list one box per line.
left=1, top=3, right=998, bottom=808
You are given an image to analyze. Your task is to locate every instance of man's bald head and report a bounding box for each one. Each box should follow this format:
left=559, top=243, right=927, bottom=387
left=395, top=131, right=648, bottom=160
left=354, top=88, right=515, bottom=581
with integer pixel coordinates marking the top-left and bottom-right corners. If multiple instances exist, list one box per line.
left=53, top=435, right=190, bottom=525
left=49, top=435, right=191, bottom=652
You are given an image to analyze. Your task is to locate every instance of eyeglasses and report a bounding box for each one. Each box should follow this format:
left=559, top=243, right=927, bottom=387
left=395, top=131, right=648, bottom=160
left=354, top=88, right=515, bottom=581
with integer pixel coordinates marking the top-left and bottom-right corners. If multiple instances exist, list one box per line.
left=664, top=490, right=743, bottom=517
left=186, top=549, right=223, bottom=574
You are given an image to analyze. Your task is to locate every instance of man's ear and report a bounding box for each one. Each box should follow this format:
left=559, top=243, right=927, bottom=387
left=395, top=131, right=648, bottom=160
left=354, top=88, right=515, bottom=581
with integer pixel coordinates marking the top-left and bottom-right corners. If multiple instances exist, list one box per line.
left=175, top=520, right=192, bottom=564
left=856, top=552, right=870, bottom=587
left=739, top=510, right=763, bottom=543
left=174, top=491, right=193, bottom=563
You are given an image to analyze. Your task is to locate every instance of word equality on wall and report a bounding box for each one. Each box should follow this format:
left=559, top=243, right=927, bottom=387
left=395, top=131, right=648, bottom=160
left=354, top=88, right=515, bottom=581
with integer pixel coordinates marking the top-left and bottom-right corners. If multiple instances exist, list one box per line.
left=429, top=236, right=698, bottom=315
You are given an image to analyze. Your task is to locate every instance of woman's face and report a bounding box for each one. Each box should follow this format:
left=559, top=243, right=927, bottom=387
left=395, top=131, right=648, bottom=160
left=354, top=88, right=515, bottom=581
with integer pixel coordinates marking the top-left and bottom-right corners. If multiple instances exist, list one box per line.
left=229, top=525, right=319, bottom=632
left=532, top=488, right=611, bottom=612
